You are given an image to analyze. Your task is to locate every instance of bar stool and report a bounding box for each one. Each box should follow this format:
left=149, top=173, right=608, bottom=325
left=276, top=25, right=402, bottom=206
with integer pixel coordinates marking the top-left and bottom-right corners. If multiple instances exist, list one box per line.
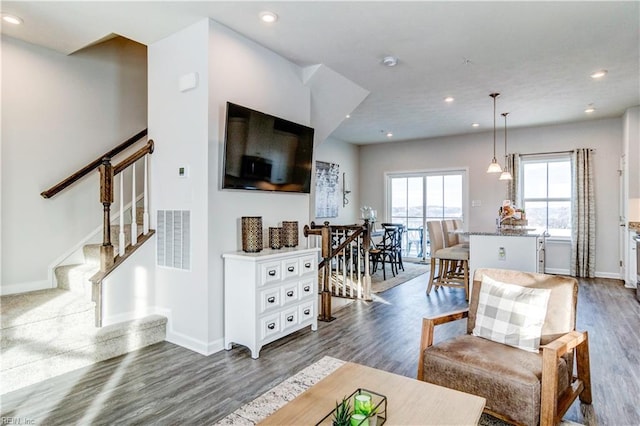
left=426, top=220, right=469, bottom=300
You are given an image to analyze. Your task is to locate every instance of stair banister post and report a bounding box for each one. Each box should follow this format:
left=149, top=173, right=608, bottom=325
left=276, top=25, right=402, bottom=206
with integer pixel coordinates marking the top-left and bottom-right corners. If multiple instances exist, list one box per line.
left=118, top=169, right=125, bottom=256
left=143, top=154, right=149, bottom=235
left=131, top=162, right=138, bottom=245
left=99, top=157, right=115, bottom=272
left=319, top=221, right=335, bottom=322
left=363, top=219, right=372, bottom=301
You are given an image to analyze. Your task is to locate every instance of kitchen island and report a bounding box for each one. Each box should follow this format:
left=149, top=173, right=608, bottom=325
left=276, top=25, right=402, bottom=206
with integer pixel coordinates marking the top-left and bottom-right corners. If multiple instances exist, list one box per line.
left=456, top=229, right=546, bottom=278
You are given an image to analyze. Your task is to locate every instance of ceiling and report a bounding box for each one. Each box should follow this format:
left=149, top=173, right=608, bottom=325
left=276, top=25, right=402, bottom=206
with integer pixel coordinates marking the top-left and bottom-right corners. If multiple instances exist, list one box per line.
left=2, top=1, right=639, bottom=145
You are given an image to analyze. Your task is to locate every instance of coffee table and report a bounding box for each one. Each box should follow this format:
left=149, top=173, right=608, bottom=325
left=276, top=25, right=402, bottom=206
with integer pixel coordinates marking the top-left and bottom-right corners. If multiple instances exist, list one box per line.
left=259, top=362, right=485, bottom=425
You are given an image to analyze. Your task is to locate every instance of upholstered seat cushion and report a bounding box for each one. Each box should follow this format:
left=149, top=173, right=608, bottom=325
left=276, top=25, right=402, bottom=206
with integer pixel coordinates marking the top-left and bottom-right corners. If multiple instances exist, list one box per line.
left=433, top=246, right=469, bottom=261
left=422, top=334, right=570, bottom=426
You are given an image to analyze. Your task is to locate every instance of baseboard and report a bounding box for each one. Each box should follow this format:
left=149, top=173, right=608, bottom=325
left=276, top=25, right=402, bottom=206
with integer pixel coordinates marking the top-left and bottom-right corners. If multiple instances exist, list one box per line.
left=154, top=307, right=224, bottom=356
left=544, top=268, right=623, bottom=281
left=0, top=280, right=51, bottom=296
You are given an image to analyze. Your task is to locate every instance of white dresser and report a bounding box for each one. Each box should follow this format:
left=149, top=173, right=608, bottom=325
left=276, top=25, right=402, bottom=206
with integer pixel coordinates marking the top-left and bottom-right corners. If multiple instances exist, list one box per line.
left=223, top=247, right=320, bottom=359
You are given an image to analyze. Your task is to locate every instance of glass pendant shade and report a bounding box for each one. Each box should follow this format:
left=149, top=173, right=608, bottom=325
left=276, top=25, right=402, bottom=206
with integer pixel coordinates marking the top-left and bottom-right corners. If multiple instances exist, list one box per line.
left=499, top=170, right=513, bottom=180
left=487, top=93, right=502, bottom=173
left=487, top=159, right=502, bottom=173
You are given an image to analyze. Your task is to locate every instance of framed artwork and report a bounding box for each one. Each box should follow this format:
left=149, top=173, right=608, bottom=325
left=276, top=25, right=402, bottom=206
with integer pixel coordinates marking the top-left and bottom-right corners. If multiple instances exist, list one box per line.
left=315, top=161, right=339, bottom=218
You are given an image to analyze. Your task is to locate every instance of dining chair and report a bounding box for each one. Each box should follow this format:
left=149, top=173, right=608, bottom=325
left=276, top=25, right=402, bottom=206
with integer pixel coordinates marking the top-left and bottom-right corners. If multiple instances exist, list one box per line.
left=369, top=226, right=398, bottom=280
left=426, top=220, right=469, bottom=299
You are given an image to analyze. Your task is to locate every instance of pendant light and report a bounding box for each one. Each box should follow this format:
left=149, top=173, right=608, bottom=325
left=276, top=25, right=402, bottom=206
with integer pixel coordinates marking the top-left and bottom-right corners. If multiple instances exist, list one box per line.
left=499, top=112, right=513, bottom=181
left=486, top=93, right=503, bottom=173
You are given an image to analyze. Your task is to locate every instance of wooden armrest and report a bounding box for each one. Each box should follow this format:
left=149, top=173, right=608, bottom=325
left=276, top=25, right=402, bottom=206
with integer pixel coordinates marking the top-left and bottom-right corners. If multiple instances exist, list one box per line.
left=417, top=309, right=469, bottom=380
left=540, top=330, right=592, bottom=426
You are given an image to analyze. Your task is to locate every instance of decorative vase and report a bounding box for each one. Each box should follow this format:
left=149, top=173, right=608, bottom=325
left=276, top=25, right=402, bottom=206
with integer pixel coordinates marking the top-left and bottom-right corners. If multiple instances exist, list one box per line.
left=241, top=216, right=263, bottom=253
left=269, top=227, right=283, bottom=249
left=282, top=221, right=299, bottom=247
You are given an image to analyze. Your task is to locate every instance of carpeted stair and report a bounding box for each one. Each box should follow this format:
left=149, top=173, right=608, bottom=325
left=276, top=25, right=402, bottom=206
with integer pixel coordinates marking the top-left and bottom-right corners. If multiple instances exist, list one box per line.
left=1, top=213, right=165, bottom=395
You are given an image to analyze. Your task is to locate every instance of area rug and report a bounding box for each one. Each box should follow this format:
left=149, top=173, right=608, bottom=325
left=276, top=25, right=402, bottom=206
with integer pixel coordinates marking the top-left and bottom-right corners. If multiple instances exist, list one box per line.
left=371, top=261, right=429, bottom=293
left=214, top=356, right=584, bottom=425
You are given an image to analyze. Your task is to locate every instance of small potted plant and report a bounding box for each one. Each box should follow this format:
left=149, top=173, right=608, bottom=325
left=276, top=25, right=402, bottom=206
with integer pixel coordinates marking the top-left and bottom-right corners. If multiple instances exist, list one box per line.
left=332, top=396, right=352, bottom=426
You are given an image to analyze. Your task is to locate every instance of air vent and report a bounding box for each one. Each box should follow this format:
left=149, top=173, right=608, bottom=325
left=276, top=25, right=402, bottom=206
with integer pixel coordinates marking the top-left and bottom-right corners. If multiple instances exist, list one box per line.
left=157, top=210, right=191, bottom=270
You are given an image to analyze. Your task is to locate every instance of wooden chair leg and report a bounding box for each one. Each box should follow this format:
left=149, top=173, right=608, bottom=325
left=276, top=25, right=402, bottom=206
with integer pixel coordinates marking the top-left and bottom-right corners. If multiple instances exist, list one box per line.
left=427, top=258, right=437, bottom=294
left=577, top=332, right=592, bottom=404
left=463, top=259, right=469, bottom=300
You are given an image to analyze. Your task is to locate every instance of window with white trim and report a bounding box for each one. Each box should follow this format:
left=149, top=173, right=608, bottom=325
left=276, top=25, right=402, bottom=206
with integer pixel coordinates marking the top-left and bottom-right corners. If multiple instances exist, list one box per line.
left=520, top=154, right=572, bottom=237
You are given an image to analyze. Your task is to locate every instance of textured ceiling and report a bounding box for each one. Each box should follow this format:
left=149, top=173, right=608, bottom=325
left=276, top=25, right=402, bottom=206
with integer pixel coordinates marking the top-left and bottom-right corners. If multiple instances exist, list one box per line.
left=2, top=1, right=639, bottom=144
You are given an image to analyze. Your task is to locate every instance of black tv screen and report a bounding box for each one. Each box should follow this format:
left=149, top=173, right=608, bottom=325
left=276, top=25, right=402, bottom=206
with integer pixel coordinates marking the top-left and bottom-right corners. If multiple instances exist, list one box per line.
left=222, top=102, right=315, bottom=193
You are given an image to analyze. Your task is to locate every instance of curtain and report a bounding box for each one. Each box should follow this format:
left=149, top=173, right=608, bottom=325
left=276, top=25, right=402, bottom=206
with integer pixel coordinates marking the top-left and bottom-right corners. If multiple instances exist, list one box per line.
left=570, top=148, right=596, bottom=277
left=505, top=153, right=520, bottom=204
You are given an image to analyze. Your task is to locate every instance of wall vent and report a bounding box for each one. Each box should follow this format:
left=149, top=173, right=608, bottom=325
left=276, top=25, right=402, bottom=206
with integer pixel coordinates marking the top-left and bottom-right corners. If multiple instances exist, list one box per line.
left=157, top=210, right=191, bottom=270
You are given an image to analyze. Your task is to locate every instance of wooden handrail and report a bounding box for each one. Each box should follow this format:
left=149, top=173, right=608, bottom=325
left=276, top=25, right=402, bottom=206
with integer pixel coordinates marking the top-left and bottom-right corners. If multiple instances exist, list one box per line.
left=113, top=140, right=154, bottom=175
left=40, top=128, right=148, bottom=198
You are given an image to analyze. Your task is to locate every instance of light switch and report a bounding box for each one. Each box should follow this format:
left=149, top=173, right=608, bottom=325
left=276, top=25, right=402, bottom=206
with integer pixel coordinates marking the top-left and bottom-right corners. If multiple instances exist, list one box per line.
left=498, top=247, right=506, bottom=260
left=472, top=200, right=482, bottom=207
left=178, top=166, right=189, bottom=178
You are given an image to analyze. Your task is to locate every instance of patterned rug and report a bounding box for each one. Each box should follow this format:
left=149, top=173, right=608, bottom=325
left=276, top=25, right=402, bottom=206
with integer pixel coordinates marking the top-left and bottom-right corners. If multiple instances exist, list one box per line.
left=370, top=261, right=430, bottom=293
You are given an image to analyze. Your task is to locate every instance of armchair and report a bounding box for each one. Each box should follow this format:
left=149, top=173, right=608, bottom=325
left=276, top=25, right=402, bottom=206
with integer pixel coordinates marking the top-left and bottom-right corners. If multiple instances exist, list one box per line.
left=417, top=268, right=592, bottom=426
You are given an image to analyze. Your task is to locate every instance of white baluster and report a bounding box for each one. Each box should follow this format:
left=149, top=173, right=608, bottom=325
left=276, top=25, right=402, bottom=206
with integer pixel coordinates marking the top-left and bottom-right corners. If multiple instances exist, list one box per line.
left=143, top=154, right=149, bottom=234
left=131, top=162, right=138, bottom=245
left=118, top=173, right=125, bottom=256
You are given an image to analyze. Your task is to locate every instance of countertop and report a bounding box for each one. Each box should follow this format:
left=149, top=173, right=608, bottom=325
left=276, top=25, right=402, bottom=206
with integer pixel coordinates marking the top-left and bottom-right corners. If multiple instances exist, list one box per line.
left=455, top=228, right=546, bottom=238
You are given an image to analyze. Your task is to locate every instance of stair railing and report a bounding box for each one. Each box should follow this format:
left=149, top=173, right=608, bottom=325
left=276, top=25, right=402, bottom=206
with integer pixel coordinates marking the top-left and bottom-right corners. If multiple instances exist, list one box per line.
left=40, top=129, right=152, bottom=272
left=304, top=219, right=372, bottom=321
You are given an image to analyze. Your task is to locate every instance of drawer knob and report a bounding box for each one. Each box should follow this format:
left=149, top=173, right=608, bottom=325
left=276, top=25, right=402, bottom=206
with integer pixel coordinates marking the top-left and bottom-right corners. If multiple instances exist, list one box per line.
left=287, top=315, right=294, bottom=322
left=268, top=270, right=277, bottom=277
left=267, top=323, right=276, bottom=330
left=267, top=296, right=276, bottom=303
left=303, top=285, right=310, bottom=292
left=288, top=266, right=295, bottom=272
left=287, top=290, right=294, bottom=297
left=304, top=262, right=311, bottom=268
left=304, top=309, right=311, bottom=315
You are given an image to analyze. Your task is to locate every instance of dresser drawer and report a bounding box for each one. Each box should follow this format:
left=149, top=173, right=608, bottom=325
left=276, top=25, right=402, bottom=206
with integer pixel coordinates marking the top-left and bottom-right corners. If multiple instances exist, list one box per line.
left=299, top=278, right=315, bottom=299
left=299, top=255, right=317, bottom=275
left=281, top=282, right=299, bottom=305
left=299, top=302, right=314, bottom=323
left=282, top=258, right=299, bottom=279
left=281, top=307, right=299, bottom=331
left=260, top=261, right=281, bottom=286
left=260, top=314, right=281, bottom=340
left=260, top=287, right=281, bottom=313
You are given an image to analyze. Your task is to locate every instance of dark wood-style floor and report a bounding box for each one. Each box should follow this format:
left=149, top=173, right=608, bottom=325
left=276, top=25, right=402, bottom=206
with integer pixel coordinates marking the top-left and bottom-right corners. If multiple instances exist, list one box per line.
left=2, top=273, right=639, bottom=425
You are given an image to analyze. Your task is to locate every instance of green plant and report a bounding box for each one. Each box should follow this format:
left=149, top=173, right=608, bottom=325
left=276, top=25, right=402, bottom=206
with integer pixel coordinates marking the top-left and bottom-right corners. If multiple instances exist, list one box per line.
left=332, top=396, right=352, bottom=426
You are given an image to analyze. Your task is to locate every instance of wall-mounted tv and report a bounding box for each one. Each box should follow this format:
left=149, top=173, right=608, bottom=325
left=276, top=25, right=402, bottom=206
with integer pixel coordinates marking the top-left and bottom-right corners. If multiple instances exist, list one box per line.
left=222, top=102, right=315, bottom=193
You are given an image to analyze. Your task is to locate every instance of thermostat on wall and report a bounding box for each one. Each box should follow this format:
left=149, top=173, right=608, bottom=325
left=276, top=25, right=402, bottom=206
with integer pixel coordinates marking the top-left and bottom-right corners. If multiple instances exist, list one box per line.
left=178, top=166, right=189, bottom=178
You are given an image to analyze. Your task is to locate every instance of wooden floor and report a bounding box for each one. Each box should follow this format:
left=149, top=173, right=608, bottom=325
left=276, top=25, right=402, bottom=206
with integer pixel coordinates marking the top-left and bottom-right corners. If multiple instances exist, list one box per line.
left=1, top=274, right=639, bottom=425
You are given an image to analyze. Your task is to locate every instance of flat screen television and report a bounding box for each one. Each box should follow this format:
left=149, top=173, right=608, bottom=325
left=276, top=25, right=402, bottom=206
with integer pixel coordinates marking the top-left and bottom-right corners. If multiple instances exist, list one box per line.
left=222, top=102, right=315, bottom=193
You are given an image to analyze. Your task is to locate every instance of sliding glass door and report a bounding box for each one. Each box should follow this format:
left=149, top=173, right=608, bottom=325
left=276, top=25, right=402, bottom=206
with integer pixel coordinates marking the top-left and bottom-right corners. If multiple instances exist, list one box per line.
left=389, top=171, right=465, bottom=260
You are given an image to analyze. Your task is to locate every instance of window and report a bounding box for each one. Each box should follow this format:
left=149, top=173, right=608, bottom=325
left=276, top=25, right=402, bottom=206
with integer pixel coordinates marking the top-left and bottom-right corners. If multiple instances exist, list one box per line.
left=520, top=155, right=571, bottom=237
left=389, top=171, right=465, bottom=258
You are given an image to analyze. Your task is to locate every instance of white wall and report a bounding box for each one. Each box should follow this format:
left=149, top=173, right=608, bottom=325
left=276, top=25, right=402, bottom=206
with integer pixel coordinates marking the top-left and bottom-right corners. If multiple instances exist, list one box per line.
left=1, top=35, right=147, bottom=291
left=359, top=117, right=623, bottom=277
left=148, top=20, right=211, bottom=352
left=312, top=136, right=361, bottom=224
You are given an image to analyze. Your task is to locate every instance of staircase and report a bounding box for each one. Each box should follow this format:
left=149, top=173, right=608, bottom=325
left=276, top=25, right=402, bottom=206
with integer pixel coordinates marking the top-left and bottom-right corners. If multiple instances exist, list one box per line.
left=0, top=220, right=166, bottom=395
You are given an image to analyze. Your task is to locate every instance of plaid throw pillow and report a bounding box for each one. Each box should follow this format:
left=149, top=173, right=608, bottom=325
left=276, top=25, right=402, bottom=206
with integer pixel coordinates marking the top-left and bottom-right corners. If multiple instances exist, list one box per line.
left=473, top=275, right=551, bottom=352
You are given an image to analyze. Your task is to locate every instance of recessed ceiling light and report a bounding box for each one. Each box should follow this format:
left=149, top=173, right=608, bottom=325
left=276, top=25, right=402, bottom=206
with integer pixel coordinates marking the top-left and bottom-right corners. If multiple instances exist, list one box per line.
left=590, top=70, right=608, bottom=79
left=1, top=13, right=23, bottom=25
left=472, top=123, right=480, bottom=127
left=345, top=114, right=350, bottom=119
left=382, top=56, right=398, bottom=67
left=259, top=11, right=278, bottom=23
left=386, top=132, right=393, bottom=138
left=444, top=96, right=455, bottom=103
left=585, top=107, right=596, bottom=113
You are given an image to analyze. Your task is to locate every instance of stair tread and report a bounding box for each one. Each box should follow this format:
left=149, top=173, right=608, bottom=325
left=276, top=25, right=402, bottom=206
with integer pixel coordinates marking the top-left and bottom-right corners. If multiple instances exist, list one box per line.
left=0, top=289, right=94, bottom=330
left=1, top=315, right=167, bottom=370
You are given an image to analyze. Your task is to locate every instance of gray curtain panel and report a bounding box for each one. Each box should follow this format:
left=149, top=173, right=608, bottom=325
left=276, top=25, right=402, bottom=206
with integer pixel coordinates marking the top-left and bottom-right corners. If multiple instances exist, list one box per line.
left=505, top=153, right=520, bottom=204
left=570, top=148, right=596, bottom=277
